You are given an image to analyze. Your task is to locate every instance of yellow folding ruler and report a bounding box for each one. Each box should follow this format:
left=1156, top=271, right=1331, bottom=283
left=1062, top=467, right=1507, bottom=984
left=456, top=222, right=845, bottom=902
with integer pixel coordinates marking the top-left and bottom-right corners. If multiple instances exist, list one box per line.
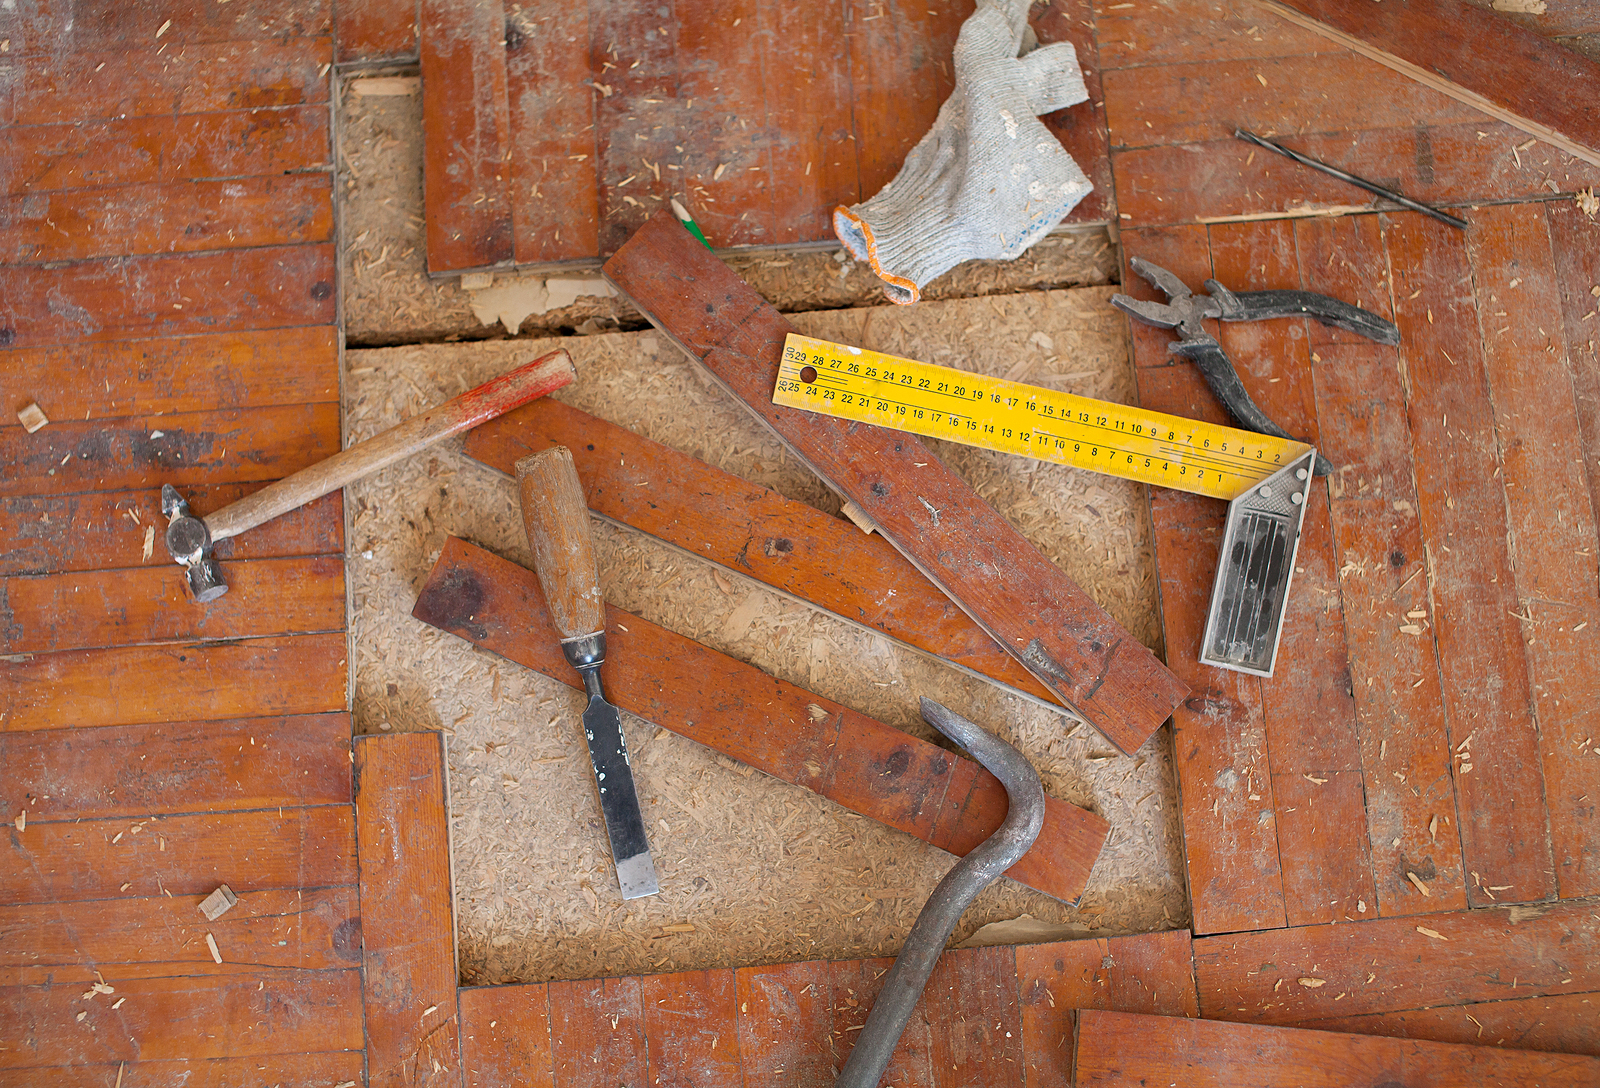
left=772, top=333, right=1321, bottom=677
left=772, top=333, right=1310, bottom=502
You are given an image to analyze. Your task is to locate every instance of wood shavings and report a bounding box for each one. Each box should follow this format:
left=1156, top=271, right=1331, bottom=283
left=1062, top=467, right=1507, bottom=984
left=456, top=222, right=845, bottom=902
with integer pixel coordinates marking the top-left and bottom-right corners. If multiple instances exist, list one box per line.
left=205, top=933, right=222, bottom=963
left=142, top=525, right=156, bottom=561
left=1297, top=977, right=1325, bottom=987
left=1580, top=188, right=1600, bottom=219
left=1416, top=926, right=1449, bottom=941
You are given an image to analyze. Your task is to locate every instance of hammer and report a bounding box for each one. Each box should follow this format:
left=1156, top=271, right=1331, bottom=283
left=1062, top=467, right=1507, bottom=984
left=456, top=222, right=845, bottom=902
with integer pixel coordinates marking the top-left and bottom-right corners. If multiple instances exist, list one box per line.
left=163, top=349, right=576, bottom=602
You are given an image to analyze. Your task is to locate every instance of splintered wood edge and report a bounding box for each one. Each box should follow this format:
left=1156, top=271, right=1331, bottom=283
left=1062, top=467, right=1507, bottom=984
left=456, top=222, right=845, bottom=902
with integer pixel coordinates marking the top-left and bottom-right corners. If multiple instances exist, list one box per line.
left=1251, top=0, right=1600, bottom=169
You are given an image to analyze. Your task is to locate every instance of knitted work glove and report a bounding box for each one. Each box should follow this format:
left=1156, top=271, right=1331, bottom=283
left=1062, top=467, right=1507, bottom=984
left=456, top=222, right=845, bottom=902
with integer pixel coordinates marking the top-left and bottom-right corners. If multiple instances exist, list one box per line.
left=833, top=0, right=1092, bottom=304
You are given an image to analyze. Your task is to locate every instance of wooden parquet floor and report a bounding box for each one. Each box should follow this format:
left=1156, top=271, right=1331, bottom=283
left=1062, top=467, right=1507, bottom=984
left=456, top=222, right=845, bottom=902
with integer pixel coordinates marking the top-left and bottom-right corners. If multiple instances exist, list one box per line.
left=4, top=0, right=1600, bottom=1083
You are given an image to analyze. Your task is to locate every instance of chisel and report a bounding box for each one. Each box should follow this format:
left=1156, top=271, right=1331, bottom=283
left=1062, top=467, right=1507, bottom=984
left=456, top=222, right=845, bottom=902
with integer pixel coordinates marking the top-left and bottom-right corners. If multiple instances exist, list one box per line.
left=516, top=446, right=660, bottom=899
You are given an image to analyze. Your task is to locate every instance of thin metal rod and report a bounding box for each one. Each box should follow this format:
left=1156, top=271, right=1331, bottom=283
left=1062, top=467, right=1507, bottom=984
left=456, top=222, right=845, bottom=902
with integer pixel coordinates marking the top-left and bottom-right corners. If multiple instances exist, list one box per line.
left=834, top=698, right=1045, bottom=1088
left=1234, top=128, right=1468, bottom=230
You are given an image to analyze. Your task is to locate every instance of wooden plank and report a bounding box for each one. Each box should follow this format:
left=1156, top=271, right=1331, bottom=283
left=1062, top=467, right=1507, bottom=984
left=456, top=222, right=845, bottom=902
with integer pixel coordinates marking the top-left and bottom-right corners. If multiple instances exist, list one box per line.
left=1467, top=201, right=1600, bottom=900
left=460, top=983, right=553, bottom=1088
left=12, top=39, right=331, bottom=124
left=504, top=5, right=598, bottom=265
left=355, top=731, right=460, bottom=1088
left=0, top=1051, right=365, bottom=1088
left=1, top=403, right=342, bottom=499
left=844, top=0, right=968, bottom=199
left=0, top=488, right=342, bottom=577
left=337, top=0, right=419, bottom=64
left=0, top=804, right=356, bottom=906
left=0, top=632, right=349, bottom=730
left=0, top=712, right=352, bottom=823
left=1382, top=210, right=1554, bottom=907
left=1035, top=0, right=1116, bottom=225
left=0, top=969, right=362, bottom=1069
left=413, top=536, right=1110, bottom=905
left=830, top=954, right=932, bottom=1086
left=1192, top=900, right=1600, bottom=1024
left=1269, top=771, right=1374, bottom=923
left=0, top=106, right=332, bottom=194
left=1206, top=223, right=1368, bottom=906
left=0, top=327, right=339, bottom=421
left=0, top=243, right=337, bottom=349
left=0, top=885, right=361, bottom=986
left=1103, top=51, right=1482, bottom=151
left=0, top=176, right=334, bottom=264
left=1110, top=122, right=1600, bottom=228
left=603, top=210, right=1188, bottom=754
left=755, top=1, right=864, bottom=243
left=1016, top=930, right=1198, bottom=1085
left=0, top=555, right=346, bottom=654
left=463, top=398, right=1063, bottom=709
left=1289, top=212, right=1471, bottom=916
left=734, top=959, right=836, bottom=1087
left=548, top=976, right=648, bottom=1088
left=924, top=944, right=1024, bottom=1087
left=1091, top=0, right=1334, bottom=69
left=664, top=0, right=787, bottom=251
left=0, top=0, right=331, bottom=52
left=1073, top=1007, right=1600, bottom=1087
left=1133, top=362, right=1285, bottom=935
left=1257, top=0, right=1600, bottom=168
left=1301, top=992, right=1600, bottom=1058
left=640, top=969, right=744, bottom=1088
left=420, top=0, right=513, bottom=273
left=1545, top=199, right=1600, bottom=555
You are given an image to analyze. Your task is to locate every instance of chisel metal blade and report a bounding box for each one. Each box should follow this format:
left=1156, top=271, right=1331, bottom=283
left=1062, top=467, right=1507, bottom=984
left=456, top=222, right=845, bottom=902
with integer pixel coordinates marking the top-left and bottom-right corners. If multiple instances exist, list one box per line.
left=579, top=681, right=659, bottom=899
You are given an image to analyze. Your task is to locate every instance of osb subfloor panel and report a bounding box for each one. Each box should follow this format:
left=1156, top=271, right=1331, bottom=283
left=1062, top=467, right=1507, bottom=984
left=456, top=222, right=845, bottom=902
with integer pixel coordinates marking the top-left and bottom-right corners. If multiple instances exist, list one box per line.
left=345, top=288, right=1188, bottom=987
left=0, top=5, right=363, bottom=1084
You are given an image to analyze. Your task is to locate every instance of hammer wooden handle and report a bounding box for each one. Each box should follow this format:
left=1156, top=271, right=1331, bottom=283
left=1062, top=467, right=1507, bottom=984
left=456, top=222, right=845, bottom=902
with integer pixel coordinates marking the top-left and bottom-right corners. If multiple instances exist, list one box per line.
left=204, top=350, right=576, bottom=544
left=516, top=445, right=604, bottom=642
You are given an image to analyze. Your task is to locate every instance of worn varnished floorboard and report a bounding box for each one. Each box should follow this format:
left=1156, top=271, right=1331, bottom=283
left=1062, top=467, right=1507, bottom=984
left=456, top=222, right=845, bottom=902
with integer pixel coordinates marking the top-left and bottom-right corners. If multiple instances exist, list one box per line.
left=6, top=0, right=1600, bottom=1081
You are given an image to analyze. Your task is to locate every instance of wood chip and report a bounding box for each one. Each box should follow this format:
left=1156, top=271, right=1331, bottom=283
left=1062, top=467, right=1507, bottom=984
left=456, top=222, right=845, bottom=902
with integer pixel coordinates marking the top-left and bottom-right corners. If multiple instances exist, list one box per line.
left=1416, top=926, right=1449, bottom=941
left=205, top=932, right=222, bottom=963
left=350, top=76, right=420, bottom=96
left=17, top=402, right=48, bottom=432
left=661, top=923, right=696, bottom=934
left=1298, top=977, right=1326, bottom=987
left=142, top=525, right=156, bottom=561
left=13, top=810, right=23, bottom=832
left=1406, top=871, right=1431, bottom=896
left=198, top=884, right=238, bottom=921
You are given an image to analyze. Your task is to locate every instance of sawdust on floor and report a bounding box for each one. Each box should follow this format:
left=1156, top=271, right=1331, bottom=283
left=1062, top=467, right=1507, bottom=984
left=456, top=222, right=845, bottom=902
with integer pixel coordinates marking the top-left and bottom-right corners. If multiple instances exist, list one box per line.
left=345, top=287, right=1189, bottom=987
left=337, top=71, right=1121, bottom=348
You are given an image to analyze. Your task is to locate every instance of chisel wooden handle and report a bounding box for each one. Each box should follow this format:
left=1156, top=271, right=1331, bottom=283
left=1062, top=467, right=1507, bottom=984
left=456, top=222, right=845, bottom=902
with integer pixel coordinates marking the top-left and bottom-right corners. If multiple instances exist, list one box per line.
left=516, top=446, right=604, bottom=642
left=205, top=349, right=576, bottom=544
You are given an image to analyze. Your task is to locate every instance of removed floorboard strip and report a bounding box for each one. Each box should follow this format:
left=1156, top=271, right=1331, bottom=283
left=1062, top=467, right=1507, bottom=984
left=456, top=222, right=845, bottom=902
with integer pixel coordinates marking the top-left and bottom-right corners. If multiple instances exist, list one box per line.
left=463, top=397, right=1064, bottom=711
left=1073, top=1008, right=1600, bottom=1086
left=355, top=731, right=460, bottom=1088
left=0, top=1051, right=365, bottom=1088
left=1301, top=991, right=1600, bottom=1058
left=602, top=210, right=1187, bottom=755
left=1253, top=0, right=1600, bottom=167
left=457, top=932, right=1196, bottom=1087
left=413, top=536, right=1109, bottom=904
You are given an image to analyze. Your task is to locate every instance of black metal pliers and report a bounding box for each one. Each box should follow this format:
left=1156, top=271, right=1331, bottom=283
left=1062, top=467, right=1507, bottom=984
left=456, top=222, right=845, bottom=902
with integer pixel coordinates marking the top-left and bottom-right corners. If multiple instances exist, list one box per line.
left=1111, top=257, right=1400, bottom=477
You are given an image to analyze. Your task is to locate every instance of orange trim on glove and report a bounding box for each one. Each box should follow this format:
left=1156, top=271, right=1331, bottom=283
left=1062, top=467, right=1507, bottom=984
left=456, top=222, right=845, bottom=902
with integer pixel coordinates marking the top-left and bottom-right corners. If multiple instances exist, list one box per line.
left=832, top=206, right=921, bottom=305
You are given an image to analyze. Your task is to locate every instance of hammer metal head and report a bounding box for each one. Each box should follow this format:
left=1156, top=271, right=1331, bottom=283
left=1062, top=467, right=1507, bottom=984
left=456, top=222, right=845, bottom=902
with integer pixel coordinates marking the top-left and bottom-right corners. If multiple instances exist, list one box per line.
left=161, top=484, right=228, bottom=603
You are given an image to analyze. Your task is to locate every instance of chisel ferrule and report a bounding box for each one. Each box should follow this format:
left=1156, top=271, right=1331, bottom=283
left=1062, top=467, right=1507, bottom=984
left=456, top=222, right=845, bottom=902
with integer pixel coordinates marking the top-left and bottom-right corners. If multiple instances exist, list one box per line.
left=560, top=631, right=606, bottom=671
